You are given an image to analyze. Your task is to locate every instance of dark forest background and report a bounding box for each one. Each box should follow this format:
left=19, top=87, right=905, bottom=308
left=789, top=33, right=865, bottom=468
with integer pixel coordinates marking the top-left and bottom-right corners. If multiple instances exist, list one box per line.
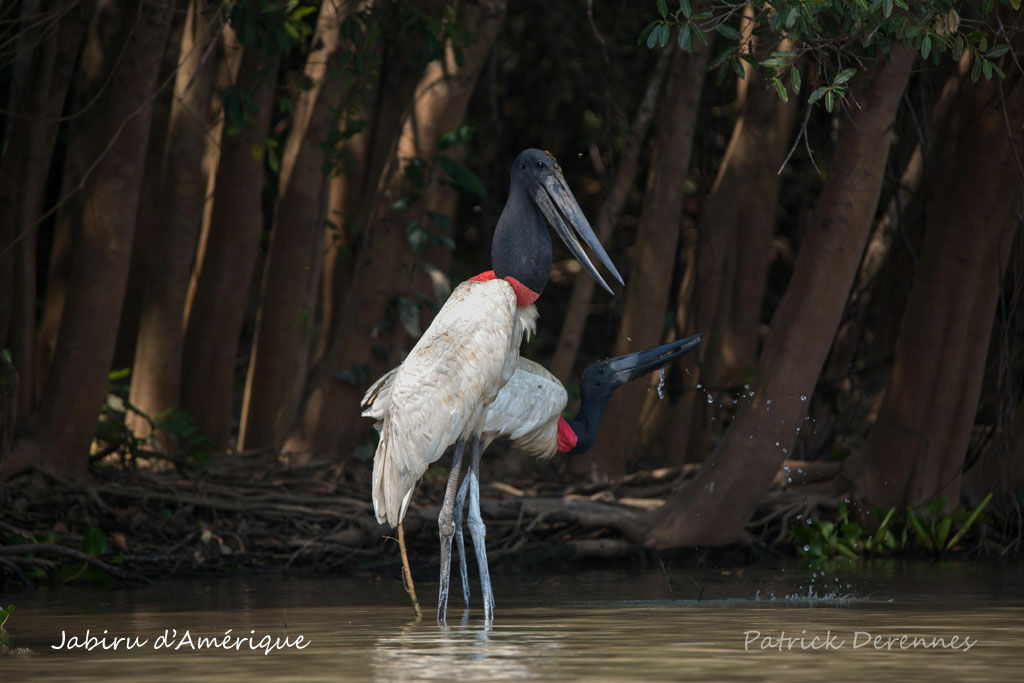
left=1, top=0, right=1023, bottom=552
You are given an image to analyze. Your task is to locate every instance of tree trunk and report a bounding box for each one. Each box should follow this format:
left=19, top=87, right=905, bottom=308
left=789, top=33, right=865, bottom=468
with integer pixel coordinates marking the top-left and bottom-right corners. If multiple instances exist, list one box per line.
left=239, top=0, right=346, bottom=451
left=0, top=0, right=88, bottom=417
left=576, top=43, right=711, bottom=477
left=127, top=0, right=219, bottom=444
left=646, top=47, right=915, bottom=547
left=549, top=48, right=671, bottom=384
left=15, top=0, right=174, bottom=473
left=859, top=61, right=1024, bottom=510
left=283, top=0, right=507, bottom=458
left=685, top=31, right=798, bottom=462
left=180, top=39, right=280, bottom=450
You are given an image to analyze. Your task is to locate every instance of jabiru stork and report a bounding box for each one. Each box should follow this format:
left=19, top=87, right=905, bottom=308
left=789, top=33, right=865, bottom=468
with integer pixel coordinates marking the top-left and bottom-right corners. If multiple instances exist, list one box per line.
left=363, top=148, right=622, bottom=623
left=363, top=334, right=703, bottom=617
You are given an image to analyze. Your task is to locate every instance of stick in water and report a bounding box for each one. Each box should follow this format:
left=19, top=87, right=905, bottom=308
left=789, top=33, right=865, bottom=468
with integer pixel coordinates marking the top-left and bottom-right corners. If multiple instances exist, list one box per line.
left=397, top=522, right=421, bottom=618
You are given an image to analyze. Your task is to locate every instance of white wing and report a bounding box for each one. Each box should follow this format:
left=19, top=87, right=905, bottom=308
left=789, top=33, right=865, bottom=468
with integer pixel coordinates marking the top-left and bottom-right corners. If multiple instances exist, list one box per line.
left=482, top=357, right=567, bottom=459
left=365, top=353, right=568, bottom=505
left=367, top=278, right=528, bottom=527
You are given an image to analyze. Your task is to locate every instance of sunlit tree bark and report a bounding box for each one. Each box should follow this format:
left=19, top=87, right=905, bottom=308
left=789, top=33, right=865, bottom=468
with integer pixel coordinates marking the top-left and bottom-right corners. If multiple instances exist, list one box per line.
left=239, top=0, right=348, bottom=451
left=181, top=35, right=281, bottom=449
left=15, top=0, right=175, bottom=473
left=579, top=43, right=711, bottom=476
left=1, top=0, right=89, bottom=416
left=283, top=0, right=508, bottom=458
left=647, top=47, right=915, bottom=547
left=684, top=29, right=797, bottom=462
left=549, top=48, right=671, bottom=384
left=860, top=61, right=1024, bottom=510
left=127, top=0, right=220, bottom=443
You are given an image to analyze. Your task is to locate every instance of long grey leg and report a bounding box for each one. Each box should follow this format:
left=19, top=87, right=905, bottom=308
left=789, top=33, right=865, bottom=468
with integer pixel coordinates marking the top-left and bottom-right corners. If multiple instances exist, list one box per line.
left=454, top=472, right=471, bottom=610
left=437, top=438, right=465, bottom=624
left=466, top=435, right=494, bottom=621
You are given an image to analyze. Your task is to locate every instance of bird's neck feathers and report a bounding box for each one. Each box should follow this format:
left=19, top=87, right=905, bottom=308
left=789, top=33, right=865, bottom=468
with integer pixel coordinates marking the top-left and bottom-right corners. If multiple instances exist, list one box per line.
left=560, top=380, right=616, bottom=455
left=491, top=180, right=552, bottom=297
left=469, top=270, right=539, bottom=308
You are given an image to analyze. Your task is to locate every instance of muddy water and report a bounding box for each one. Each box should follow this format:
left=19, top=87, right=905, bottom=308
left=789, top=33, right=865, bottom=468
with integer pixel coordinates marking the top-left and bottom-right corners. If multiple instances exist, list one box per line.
left=2, top=562, right=1021, bottom=680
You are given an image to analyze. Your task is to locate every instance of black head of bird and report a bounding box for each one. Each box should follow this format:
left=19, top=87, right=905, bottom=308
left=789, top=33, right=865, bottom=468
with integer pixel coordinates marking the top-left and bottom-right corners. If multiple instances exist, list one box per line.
left=492, top=148, right=624, bottom=297
left=567, top=333, right=704, bottom=454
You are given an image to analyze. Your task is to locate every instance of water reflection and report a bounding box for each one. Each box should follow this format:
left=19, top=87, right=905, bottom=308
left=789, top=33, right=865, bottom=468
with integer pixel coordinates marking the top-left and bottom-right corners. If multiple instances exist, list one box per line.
left=372, top=613, right=563, bottom=681
left=2, top=563, right=1022, bottom=681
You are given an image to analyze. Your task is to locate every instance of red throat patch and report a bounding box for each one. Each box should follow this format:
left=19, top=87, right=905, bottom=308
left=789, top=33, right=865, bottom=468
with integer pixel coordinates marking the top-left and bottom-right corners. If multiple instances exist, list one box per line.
left=469, top=270, right=540, bottom=307
left=556, top=416, right=578, bottom=453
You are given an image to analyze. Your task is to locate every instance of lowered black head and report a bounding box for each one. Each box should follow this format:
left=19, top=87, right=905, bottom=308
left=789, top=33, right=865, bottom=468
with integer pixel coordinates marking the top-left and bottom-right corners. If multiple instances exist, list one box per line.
left=581, top=333, right=703, bottom=397
left=567, top=334, right=703, bottom=454
left=493, top=149, right=624, bottom=296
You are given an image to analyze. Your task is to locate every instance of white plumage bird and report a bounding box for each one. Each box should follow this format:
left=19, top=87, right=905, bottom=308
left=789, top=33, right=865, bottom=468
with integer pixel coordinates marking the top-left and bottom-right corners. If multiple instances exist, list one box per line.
left=362, top=148, right=623, bottom=623
left=363, top=334, right=703, bottom=615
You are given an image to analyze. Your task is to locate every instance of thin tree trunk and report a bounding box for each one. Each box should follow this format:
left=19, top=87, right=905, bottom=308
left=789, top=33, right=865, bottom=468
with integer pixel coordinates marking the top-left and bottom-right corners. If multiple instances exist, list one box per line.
left=127, top=0, right=220, bottom=443
left=239, top=0, right=346, bottom=451
left=14, top=0, right=174, bottom=474
left=180, top=40, right=280, bottom=450
left=859, top=62, right=1024, bottom=510
left=577, top=43, right=710, bottom=476
left=0, top=0, right=87, bottom=417
left=646, top=47, right=915, bottom=547
left=549, top=48, right=671, bottom=384
left=685, top=30, right=798, bottom=462
left=283, top=0, right=507, bottom=458
left=111, top=2, right=187, bottom=374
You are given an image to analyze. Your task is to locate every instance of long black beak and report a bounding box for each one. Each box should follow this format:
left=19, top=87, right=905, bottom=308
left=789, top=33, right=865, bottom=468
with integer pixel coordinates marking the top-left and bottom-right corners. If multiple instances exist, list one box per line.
left=606, top=333, right=703, bottom=386
left=535, top=172, right=624, bottom=294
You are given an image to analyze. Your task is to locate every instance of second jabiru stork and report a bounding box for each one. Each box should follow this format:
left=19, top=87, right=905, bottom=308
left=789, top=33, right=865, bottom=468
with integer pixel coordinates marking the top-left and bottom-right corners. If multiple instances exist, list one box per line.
left=364, top=149, right=622, bottom=623
left=363, top=334, right=703, bottom=618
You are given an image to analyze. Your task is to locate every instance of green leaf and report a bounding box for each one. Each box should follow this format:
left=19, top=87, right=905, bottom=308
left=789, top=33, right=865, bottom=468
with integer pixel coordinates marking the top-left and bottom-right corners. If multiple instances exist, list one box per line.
left=0, top=604, right=14, bottom=629
left=679, top=0, right=691, bottom=19
left=657, top=0, right=668, bottom=19
left=437, top=156, right=486, bottom=197
left=882, top=0, right=893, bottom=18
left=834, top=67, right=857, bottom=84
left=808, top=86, right=828, bottom=104
left=717, top=23, right=741, bottom=41
left=986, top=44, right=1009, bottom=59
left=693, top=24, right=708, bottom=46
left=82, top=526, right=107, bottom=558
left=406, top=220, right=430, bottom=254
left=953, top=35, right=965, bottom=59
left=640, top=20, right=659, bottom=47
left=906, top=508, right=934, bottom=553
left=643, top=21, right=659, bottom=48
left=772, top=77, right=789, bottom=103
left=946, top=492, right=993, bottom=551
left=437, top=124, right=475, bottom=149
left=928, top=497, right=947, bottom=518
left=824, top=90, right=835, bottom=113
left=678, top=24, right=692, bottom=51
left=108, top=367, right=132, bottom=381
left=921, top=35, right=931, bottom=60
left=785, top=7, right=798, bottom=28
left=791, top=66, right=802, bottom=94
left=936, top=515, right=952, bottom=547
left=658, top=23, right=671, bottom=47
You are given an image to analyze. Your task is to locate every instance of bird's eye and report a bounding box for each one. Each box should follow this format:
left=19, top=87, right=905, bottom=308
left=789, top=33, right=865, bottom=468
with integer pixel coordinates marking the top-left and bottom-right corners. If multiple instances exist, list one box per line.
left=520, top=163, right=526, bottom=171
left=536, top=160, right=544, bottom=169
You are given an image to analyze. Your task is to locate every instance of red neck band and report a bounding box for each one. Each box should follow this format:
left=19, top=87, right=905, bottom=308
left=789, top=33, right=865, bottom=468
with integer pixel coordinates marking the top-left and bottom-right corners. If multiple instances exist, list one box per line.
left=469, top=270, right=540, bottom=308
